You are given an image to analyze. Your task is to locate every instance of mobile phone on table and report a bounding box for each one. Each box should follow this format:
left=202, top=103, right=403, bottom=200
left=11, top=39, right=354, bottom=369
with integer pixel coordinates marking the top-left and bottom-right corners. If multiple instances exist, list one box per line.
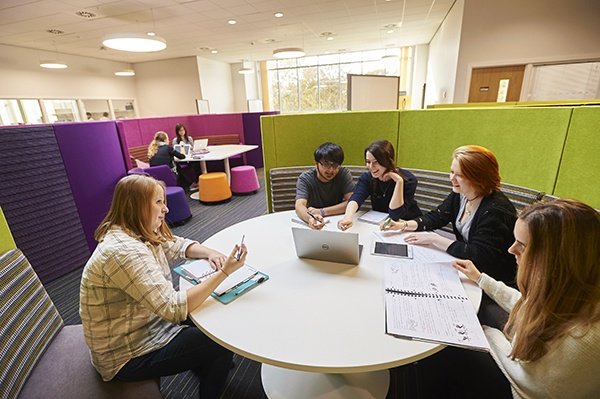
left=371, top=241, right=413, bottom=258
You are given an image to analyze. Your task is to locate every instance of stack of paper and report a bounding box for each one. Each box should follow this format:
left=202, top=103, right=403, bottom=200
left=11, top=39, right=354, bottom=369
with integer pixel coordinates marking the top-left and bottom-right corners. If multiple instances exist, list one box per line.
left=358, top=210, right=389, bottom=224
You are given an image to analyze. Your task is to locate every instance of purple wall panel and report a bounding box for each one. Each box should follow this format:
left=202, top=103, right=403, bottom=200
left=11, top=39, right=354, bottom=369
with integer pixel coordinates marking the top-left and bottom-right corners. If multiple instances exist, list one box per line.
left=117, top=119, right=143, bottom=146
left=0, top=125, right=91, bottom=283
left=53, top=122, right=127, bottom=251
left=242, top=111, right=279, bottom=168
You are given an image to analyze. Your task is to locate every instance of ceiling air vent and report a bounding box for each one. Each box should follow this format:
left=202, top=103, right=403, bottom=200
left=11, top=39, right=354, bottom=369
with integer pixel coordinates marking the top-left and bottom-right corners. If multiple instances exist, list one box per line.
left=76, top=10, right=97, bottom=18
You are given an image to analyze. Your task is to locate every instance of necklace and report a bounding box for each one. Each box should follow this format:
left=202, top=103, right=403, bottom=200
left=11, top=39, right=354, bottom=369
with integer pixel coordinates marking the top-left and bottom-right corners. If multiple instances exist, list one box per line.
left=376, top=179, right=391, bottom=198
left=464, top=195, right=481, bottom=217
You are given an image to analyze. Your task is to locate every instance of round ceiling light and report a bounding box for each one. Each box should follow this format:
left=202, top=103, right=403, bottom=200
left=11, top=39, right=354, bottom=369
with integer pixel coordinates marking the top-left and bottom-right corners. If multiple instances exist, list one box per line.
left=102, top=33, right=166, bottom=52
left=273, top=47, right=305, bottom=59
left=40, top=61, right=68, bottom=69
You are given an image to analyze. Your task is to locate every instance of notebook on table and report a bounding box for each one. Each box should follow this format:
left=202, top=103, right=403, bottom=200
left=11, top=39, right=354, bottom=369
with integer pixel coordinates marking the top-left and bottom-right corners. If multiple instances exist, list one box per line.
left=291, top=227, right=362, bottom=265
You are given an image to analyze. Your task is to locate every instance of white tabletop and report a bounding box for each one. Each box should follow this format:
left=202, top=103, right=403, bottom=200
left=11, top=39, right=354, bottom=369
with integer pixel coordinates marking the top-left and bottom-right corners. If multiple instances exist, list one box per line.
left=188, top=210, right=481, bottom=374
left=177, top=144, right=258, bottom=162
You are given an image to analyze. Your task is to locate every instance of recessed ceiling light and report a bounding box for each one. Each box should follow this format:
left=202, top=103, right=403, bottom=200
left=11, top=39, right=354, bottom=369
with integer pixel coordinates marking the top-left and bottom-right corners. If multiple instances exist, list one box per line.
left=327, top=36, right=334, bottom=41
left=274, top=12, right=284, bottom=18
left=211, top=49, right=218, bottom=54
left=102, top=33, right=167, bottom=52
left=147, top=32, right=156, bottom=36
left=227, top=19, right=237, bottom=25
left=387, top=29, right=394, bottom=34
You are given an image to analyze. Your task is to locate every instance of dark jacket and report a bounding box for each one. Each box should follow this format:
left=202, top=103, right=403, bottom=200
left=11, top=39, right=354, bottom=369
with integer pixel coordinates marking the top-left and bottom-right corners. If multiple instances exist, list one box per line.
left=149, top=145, right=185, bottom=169
left=415, top=190, right=517, bottom=285
left=349, top=169, right=422, bottom=221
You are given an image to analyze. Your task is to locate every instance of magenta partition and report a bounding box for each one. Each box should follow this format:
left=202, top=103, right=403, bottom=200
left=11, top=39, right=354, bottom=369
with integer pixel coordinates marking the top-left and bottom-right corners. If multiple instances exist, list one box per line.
left=53, top=121, right=128, bottom=251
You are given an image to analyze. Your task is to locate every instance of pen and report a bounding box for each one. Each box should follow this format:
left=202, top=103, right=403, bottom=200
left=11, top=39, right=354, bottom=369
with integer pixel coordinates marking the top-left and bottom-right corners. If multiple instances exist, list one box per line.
left=179, top=268, right=198, bottom=284
left=383, top=217, right=392, bottom=229
left=307, top=212, right=322, bottom=224
left=236, top=234, right=245, bottom=261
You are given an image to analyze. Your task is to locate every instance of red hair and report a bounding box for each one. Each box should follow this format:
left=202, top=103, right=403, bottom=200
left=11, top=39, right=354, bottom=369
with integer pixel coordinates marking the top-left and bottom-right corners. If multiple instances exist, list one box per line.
left=453, top=145, right=500, bottom=195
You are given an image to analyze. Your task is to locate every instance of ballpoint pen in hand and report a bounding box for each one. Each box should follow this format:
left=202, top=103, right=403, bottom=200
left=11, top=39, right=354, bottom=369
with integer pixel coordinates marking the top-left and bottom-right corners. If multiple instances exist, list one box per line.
left=307, top=212, right=323, bottom=224
left=236, top=235, right=245, bottom=261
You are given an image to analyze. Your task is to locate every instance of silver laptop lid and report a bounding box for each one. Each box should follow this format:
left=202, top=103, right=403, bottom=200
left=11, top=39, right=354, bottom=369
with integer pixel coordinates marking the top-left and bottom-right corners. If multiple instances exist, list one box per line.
left=291, top=227, right=361, bottom=265
left=193, top=139, right=208, bottom=150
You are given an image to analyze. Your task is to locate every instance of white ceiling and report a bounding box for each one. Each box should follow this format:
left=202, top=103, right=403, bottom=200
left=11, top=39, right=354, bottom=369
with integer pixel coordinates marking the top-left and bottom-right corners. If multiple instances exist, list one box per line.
left=0, top=0, right=455, bottom=64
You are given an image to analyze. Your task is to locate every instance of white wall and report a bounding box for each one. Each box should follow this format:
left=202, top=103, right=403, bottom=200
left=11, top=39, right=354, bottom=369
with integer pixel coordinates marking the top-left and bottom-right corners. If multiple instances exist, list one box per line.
left=0, top=44, right=136, bottom=99
left=197, top=57, right=235, bottom=113
left=411, top=44, right=429, bottom=109
left=424, top=0, right=464, bottom=107
left=134, top=57, right=201, bottom=117
left=454, top=0, right=600, bottom=102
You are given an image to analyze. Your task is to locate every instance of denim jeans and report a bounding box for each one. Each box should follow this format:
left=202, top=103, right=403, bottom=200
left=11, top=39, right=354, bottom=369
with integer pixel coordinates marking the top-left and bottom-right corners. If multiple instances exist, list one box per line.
left=115, top=324, right=233, bottom=399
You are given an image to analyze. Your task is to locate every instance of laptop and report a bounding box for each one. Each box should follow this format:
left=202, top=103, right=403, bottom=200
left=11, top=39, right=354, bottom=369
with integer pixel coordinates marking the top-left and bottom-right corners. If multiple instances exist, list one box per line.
left=291, top=227, right=362, bottom=265
left=193, top=138, right=209, bottom=151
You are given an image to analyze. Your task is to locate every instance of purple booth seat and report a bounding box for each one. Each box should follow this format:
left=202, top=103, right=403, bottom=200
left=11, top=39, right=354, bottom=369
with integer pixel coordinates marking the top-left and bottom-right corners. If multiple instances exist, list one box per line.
left=133, top=165, right=192, bottom=226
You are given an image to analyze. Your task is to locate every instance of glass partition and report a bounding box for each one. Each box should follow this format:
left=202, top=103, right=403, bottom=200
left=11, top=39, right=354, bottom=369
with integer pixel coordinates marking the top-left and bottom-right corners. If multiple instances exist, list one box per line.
left=112, top=99, right=136, bottom=119
left=20, top=99, right=43, bottom=124
left=82, top=99, right=110, bottom=120
left=0, top=99, right=24, bottom=125
left=43, top=99, right=80, bottom=122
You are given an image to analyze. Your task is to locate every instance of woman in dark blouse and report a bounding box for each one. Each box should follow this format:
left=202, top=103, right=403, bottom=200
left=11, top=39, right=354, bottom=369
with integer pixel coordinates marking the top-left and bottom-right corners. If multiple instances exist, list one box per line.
left=338, top=140, right=421, bottom=231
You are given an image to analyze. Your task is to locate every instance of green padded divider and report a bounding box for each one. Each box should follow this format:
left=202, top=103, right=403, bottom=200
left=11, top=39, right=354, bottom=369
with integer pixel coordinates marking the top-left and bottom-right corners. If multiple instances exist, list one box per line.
left=428, top=102, right=518, bottom=109
left=260, top=115, right=277, bottom=210
left=398, top=107, right=573, bottom=193
left=554, top=106, right=600, bottom=209
left=0, top=207, right=16, bottom=254
left=262, top=111, right=399, bottom=212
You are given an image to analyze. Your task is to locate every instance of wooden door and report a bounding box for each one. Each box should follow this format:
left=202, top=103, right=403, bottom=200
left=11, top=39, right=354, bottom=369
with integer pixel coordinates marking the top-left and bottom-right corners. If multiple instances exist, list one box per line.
left=468, top=65, right=525, bottom=102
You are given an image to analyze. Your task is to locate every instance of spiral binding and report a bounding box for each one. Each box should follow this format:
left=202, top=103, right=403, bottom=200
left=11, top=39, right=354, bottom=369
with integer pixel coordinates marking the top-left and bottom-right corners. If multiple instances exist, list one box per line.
left=385, top=288, right=467, bottom=301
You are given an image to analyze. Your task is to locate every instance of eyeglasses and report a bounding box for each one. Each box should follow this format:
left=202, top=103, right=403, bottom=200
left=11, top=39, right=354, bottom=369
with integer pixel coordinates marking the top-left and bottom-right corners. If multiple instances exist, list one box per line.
left=318, top=162, right=340, bottom=170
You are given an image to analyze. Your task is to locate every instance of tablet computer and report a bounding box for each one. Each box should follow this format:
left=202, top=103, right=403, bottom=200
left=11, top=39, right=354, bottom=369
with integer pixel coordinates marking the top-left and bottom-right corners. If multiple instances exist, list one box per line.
left=371, top=241, right=413, bottom=259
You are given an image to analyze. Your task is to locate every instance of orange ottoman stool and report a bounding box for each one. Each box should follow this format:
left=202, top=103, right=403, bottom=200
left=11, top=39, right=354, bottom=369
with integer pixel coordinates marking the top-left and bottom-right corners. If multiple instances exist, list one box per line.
left=198, top=172, right=232, bottom=203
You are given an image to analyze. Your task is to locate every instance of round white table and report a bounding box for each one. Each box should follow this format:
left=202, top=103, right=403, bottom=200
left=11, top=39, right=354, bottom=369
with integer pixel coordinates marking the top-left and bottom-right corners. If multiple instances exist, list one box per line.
left=188, top=211, right=481, bottom=399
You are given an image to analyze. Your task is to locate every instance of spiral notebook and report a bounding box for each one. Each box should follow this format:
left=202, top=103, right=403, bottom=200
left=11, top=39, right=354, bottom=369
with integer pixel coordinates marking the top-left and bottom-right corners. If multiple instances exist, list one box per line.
left=384, top=262, right=489, bottom=351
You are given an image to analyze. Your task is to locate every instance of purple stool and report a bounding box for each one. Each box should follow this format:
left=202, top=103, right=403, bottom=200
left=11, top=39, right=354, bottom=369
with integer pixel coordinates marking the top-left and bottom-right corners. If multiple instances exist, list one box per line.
left=230, top=165, right=260, bottom=194
left=165, top=186, right=192, bottom=225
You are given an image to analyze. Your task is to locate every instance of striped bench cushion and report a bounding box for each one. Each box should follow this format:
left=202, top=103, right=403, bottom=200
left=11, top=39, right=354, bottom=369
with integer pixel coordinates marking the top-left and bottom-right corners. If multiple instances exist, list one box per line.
left=0, top=249, right=63, bottom=399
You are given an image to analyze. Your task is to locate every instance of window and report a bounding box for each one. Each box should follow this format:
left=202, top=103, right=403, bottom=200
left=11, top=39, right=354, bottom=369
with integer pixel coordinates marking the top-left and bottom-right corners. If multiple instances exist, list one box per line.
left=267, top=48, right=404, bottom=113
left=43, top=99, right=80, bottom=122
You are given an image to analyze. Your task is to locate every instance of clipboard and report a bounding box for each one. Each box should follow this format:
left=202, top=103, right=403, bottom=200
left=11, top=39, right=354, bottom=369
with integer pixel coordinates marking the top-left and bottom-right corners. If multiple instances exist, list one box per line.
left=174, top=263, right=269, bottom=304
left=211, top=271, right=269, bottom=304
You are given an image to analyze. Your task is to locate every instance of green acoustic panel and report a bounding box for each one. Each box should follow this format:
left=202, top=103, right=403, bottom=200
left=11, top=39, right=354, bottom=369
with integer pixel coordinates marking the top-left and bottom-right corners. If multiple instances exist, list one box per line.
left=398, top=108, right=573, bottom=193
left=260, top=115, right=277, bottom=209
left=0, top=207, right=16, bottom=254
left=270, top=111, right=399, bottom=167
left=554, top=107, right=600, bottom=209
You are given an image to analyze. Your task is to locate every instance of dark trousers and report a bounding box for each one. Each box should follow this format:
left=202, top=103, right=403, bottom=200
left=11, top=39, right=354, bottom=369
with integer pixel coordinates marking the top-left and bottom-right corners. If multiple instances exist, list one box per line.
left=115, top=325, right=233, bottom=399
left=414, top=346, right=512, bottom=399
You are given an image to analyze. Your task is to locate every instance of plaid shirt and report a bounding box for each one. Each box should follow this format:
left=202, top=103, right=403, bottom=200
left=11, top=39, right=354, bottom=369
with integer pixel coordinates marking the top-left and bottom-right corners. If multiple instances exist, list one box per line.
left=79, top=227, right=196, bottom=381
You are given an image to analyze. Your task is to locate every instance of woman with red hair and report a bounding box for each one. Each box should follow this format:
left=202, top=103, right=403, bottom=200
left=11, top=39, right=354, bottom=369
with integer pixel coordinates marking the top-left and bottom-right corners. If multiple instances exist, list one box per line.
left=383, top=145, right=517, bottom=326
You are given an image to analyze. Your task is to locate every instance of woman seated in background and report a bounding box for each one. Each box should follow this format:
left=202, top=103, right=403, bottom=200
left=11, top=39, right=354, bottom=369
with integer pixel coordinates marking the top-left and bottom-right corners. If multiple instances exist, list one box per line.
left=338, top=139, right=421, bottom=231
left=172, top=123, right=194, bottom=148
left=80, top=174, right=247, bottom=399
left=423, top=199, right=600, bottom=398
left=172, top=123, right=201, bottom=189
left=148, top=131, right=185, bottom=172
left=382, top=145, right=517, bottom=327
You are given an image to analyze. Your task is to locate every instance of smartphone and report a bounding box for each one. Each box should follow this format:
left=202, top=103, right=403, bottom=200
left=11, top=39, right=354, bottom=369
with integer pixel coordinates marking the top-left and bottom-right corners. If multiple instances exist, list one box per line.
left=371, top=241, right=413, bottom=258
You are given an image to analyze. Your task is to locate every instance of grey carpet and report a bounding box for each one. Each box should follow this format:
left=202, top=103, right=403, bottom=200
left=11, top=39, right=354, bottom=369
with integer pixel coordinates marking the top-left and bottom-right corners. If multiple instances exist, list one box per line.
left=44, top=169, right=415, bottom=398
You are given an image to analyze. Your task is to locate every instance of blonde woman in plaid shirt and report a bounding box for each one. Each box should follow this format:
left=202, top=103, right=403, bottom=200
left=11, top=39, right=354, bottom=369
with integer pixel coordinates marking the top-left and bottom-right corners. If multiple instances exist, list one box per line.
left=80, top=174, right=247, bottom=398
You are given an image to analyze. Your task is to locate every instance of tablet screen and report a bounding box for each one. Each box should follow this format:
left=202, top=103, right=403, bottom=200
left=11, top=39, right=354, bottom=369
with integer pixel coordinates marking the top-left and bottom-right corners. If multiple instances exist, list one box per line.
left=374, top=242, right=409, bottom=257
